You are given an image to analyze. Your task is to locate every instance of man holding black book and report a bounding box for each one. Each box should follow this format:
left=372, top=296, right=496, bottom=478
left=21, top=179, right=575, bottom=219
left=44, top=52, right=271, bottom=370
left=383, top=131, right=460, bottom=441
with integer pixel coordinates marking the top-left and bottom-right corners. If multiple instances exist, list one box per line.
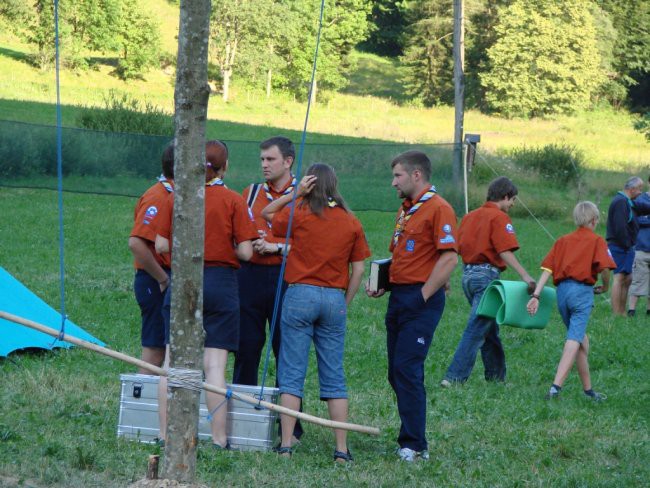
left=366, top=150, right=458, bottom=462
left=441, top=176, right=535, bottom=387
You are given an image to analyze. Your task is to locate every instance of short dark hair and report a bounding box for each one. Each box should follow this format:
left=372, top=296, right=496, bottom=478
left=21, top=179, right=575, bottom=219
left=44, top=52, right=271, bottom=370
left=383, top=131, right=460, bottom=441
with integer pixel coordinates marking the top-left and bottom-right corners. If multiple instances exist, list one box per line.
left=391, top=150, right=431, bottom=181
left=161, top=141, right=174, bottom=179
left=487, top=176, right=518, bottom=201
left=260, top=136, right=295, bottom=160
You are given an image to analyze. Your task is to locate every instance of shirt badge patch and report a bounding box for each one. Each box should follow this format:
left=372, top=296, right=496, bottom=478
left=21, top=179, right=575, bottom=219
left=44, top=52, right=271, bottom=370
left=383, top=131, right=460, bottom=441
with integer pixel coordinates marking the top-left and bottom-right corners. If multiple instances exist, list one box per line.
left=143, top=205, right=158, bottom=224
left=442, top=224, right=452, bottom=234
left=440, top=234, right=456, bottom=244
left=417, top=337, right=425, bottom=345
left=406, top=239, right=415, bottom=252
left=506, top=223, right=515, bottom=234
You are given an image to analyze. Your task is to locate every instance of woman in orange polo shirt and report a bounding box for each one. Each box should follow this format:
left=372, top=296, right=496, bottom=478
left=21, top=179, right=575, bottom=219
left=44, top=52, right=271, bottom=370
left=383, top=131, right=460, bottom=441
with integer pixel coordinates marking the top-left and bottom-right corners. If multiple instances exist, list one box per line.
left=261, top=163, right=371, bottom=463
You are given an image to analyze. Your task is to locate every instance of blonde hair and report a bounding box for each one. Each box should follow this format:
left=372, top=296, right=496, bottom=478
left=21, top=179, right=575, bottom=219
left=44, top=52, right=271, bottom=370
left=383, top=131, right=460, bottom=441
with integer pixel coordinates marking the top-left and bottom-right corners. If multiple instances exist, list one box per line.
left=573, top=201, right=600, bottom=227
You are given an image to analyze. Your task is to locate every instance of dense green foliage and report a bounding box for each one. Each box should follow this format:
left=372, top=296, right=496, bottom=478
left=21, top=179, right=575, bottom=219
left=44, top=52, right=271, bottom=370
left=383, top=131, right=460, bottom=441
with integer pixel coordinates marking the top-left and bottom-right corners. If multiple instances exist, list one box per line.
left=635, top=113, right=650, bottom=141
left=77, top=91, right=173, bottom=136
left=481, top=0, right=603, bottom=118
left=507, top=144, right=586, bottom=188
left=0, top=0, right=161, bottom=79
left=358, top=0, right=407, bottom=56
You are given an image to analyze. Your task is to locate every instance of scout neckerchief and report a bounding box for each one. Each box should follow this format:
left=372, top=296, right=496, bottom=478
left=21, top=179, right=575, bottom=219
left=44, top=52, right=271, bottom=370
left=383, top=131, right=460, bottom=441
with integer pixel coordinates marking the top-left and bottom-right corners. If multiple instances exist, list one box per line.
left=206, top=177, right=226, bottom=187
left=158, top=175, right=174, bottom=193
left=264, top=175, right=296, bottom=202
left=327, top=197, right=338, bottom=207
left=617, top=191, right=635, bottom=223
left=392, top=185, right=437, bottom=246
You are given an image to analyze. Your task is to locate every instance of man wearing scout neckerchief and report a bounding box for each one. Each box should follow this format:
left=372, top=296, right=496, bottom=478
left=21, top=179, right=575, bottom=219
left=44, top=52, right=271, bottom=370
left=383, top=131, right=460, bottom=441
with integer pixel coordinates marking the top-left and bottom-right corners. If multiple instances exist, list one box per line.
left=366, top=150, right=458, bottom=463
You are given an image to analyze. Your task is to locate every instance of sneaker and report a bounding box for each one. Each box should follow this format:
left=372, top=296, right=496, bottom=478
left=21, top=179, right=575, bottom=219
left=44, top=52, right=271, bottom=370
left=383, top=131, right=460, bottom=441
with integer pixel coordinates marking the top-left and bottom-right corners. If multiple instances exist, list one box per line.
left=585, top=390, right=607, bottom=402
left=440, top=379, right=452, bottom=388
left=627, top=309, right=636, bottom=317
left=396, top=447, right=428, bottom=462
left=397, top=447, right=416, bottom=462
left=212, top=441, right=231, bottom=450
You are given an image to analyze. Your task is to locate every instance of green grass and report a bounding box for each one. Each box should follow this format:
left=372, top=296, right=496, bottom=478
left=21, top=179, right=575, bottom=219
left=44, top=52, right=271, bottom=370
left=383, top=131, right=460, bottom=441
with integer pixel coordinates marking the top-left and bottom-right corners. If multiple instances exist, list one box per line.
left=0, top=188, right=648, bottom=487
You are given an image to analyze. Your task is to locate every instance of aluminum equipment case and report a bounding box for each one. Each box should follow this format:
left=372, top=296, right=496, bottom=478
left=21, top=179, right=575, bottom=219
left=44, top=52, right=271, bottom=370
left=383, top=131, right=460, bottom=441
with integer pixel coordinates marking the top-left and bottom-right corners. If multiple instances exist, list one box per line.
left=117, top=374, right=279, bottom=451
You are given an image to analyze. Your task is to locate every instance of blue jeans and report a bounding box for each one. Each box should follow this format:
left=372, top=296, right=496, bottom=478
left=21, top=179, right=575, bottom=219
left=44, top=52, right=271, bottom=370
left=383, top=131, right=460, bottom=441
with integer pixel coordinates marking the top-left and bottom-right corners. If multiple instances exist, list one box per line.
left=445, top=265, right=505, bottom=383
left=557, top=279, right=594, bottom=343
left=386, top=285, right=445, bottom=451
left=278, top=284, right=348, bottom=400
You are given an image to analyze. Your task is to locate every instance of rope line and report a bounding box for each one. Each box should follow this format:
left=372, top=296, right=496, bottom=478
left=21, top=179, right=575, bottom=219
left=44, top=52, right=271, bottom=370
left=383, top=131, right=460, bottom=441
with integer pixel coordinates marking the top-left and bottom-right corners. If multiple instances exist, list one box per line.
left=257, top=0, right=327, bottom=404
left=167, top=368, right=204, bottom=391
left=206, top=388, right=233, bottom=421
left=54, top=0, right=67, bottom=342
left=473, top=148, right=556, bottom=241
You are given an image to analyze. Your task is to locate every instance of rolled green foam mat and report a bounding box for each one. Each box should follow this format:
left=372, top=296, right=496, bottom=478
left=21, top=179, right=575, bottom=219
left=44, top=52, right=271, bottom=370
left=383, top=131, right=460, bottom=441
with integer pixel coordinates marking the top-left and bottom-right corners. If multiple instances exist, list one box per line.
left=476, top=280, right=556, bottom=329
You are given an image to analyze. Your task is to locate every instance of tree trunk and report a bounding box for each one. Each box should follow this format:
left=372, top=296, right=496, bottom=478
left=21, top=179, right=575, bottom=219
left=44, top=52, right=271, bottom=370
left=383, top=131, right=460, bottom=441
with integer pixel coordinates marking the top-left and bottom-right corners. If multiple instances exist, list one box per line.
left=266, top=68, right=272, bottom=99
left=309, top=77, right=317, bottom=105
left=161, top=0, right=211, bottom=483
left=223, top=67, right=231, bottom=102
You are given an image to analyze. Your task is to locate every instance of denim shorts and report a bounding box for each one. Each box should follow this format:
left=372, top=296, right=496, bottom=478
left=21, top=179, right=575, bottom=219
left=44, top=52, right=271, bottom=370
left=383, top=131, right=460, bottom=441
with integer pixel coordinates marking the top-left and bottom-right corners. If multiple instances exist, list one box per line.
left=608, top=243, right=635, bottom=274
left=556, top=279, right=594, bottom=343
left=278, top=284, right=347, bottom=400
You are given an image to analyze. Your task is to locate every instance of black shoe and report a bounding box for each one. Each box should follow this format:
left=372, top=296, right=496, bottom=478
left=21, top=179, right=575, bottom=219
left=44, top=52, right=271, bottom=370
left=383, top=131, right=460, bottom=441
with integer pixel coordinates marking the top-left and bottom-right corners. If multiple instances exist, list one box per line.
left=212, top=441, right=231, bottom=450
left=273, top=445, right=293, bottom=458
left=627, top=309, right=636, bottom=317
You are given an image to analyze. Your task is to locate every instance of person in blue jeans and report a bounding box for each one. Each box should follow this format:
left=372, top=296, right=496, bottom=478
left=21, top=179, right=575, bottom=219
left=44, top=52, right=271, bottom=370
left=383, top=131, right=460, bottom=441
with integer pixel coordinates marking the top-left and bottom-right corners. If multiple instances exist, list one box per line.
left=261, top=164, right=370, bottom=463
left=443, top=177, right=535, bottom=386
left=527, top=201, right=616, bottom=400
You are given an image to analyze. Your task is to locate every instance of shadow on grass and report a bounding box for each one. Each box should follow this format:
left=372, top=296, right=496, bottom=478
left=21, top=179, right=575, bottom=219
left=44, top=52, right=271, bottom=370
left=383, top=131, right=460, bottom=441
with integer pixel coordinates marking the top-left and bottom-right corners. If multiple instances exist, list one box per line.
left=0, top=45, right=34, bottom=66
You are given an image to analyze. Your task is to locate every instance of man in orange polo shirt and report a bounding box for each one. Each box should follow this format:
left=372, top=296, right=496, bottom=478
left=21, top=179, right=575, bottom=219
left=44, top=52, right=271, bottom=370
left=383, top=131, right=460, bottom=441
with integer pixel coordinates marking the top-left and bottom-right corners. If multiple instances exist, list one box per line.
left=233, top=136, right=296, bottom=387
left=128, top=141, right=174, bottom=372
left=366, top=150, right=458, bottom=462
left=442, top=176, right=535, bottom=386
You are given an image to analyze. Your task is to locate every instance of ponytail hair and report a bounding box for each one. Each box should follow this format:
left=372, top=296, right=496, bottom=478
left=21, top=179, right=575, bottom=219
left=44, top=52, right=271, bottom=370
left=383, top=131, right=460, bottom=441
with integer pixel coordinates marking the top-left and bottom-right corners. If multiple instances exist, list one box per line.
left=300, top=163, right=349, bottom=215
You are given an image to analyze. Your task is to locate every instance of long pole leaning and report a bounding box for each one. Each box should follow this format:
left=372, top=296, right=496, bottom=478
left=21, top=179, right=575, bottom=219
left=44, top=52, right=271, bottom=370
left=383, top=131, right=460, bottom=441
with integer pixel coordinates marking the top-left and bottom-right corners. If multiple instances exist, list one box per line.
left=0, top=311, right=380, bottom=436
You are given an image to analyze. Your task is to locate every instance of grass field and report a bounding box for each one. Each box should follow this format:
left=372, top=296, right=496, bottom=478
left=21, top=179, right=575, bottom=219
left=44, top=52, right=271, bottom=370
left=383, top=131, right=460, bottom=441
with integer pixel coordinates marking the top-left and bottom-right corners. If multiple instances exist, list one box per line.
left=0, top=187, right=648, bottom=487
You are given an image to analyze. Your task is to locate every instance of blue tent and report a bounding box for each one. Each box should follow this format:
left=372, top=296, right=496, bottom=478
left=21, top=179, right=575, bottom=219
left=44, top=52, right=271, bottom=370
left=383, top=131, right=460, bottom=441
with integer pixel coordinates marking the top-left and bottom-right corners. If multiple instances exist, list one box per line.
left=0, top=267, right=105, bottom=357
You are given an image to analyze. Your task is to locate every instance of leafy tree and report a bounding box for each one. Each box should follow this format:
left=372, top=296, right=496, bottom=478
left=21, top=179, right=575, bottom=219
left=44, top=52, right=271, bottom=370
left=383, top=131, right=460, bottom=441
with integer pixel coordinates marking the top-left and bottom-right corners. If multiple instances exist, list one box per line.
left=281, top=0, right=372, bottom=101
left=400, top=0, right=454, bottom=106
left=115, top=1, right=161, bottom=80
left=359, top=0, right=407, bottom=56
left=596, top=0, right=650, bottom=109
left=481, top=0, right=603, bottom=118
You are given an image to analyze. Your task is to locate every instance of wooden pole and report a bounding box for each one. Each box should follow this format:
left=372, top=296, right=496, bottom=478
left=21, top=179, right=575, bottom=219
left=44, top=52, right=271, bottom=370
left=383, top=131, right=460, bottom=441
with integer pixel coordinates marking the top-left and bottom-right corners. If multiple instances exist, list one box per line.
left=453, top=0, right=465, bottom=187
left=0, top=311, right=380, bottom=436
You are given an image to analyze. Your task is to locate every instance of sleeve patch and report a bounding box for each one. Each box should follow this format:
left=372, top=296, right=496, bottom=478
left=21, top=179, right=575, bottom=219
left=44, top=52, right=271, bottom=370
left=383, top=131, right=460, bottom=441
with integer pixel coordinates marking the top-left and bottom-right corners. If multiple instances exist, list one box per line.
left=143, top=205, right=158, bottom=224
left=505, top=223, right=515, bottom=234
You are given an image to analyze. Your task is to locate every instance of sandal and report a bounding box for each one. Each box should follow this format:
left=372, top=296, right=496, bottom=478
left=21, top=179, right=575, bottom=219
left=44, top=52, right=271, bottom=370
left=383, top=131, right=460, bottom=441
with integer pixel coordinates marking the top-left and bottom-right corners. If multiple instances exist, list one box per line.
left=272, top=446, right=293, bottom=458
left=333, top=449, right=353, bottom=463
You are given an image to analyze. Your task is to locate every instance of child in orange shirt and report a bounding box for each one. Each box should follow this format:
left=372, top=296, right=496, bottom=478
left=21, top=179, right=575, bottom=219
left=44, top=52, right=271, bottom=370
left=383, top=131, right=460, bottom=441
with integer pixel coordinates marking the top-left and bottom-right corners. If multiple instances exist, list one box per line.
left=527, top=201, right=616, bottom=401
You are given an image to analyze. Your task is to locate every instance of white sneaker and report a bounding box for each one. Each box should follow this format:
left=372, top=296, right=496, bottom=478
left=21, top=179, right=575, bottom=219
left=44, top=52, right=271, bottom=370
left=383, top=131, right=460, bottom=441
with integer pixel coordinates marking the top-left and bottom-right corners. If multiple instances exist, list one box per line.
left=440, top=379, right=452, bottom=388
left=397, top=447, right=416, bottom=462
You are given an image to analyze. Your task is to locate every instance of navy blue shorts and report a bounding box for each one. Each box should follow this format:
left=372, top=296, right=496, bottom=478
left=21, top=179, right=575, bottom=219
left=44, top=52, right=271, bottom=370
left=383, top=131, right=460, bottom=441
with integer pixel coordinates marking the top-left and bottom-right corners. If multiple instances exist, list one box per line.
left=134, top=269, right=167, bottom=348
left=163, top=267, right=240, bottom=351
left=608, top=243, right=634, bottom=274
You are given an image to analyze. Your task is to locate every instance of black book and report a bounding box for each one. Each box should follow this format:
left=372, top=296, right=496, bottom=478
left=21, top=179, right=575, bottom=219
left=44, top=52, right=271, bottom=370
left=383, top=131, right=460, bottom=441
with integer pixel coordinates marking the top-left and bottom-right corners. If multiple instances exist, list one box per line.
left=368, top=258, right=392, bottom=293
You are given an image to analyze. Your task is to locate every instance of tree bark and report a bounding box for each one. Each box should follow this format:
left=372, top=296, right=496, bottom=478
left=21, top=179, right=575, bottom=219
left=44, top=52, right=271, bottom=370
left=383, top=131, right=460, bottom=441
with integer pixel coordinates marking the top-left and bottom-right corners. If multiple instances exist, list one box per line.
left=161, top=0, right=211, bottom=483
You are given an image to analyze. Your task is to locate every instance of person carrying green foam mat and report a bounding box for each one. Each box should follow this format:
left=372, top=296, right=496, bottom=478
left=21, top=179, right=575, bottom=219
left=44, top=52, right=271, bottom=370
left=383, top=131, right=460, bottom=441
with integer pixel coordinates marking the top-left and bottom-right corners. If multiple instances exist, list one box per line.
left=476, top=280, right=555, bottom=329
left=442, top=177, right=537, bottom=387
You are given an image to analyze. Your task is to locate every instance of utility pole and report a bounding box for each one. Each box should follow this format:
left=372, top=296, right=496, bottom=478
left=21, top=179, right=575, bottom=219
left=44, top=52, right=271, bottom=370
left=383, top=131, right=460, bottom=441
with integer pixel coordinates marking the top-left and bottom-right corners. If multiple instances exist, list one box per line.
left=453, top=0, right=465, bottom=186
left=161, top=0, right=211, bottom=482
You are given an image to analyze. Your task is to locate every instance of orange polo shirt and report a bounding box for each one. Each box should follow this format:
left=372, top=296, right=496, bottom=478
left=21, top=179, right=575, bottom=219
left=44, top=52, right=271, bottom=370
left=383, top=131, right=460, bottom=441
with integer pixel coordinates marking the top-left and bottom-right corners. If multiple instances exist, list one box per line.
left=541, top=227, right=616, bottom=285
left=130, top=180, right=174, bottom=270
left=272, top=201, right=371, bottom=289
left=458, top=201, right=520, bottom=270
left=389, top=190, right=459, bottom=285
left=242, top=179, right=294, bottom=266
left=156, top=185, right=258, bottom=269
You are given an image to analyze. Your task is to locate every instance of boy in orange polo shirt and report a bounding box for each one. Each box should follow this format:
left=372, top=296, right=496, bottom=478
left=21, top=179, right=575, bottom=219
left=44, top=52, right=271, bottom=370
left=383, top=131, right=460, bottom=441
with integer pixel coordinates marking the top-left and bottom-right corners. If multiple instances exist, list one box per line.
left=527, top=201, right=615, bottom=401
left=128, top=141, right=174, bottom=372
left=366, top=150, right=458, bottom=462
left=442, top=177, right=535, bottom=386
